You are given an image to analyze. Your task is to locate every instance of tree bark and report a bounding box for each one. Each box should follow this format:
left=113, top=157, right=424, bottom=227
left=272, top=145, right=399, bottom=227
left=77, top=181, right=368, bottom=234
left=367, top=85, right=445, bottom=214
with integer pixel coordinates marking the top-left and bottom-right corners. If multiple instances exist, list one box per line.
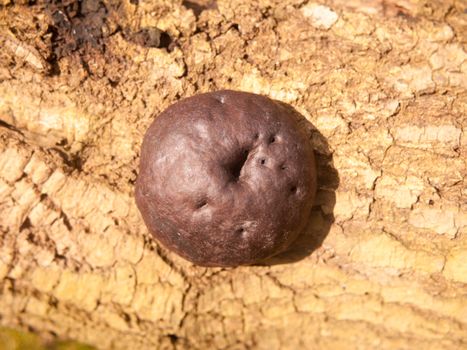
left=0, top=0, right=466, bottom=349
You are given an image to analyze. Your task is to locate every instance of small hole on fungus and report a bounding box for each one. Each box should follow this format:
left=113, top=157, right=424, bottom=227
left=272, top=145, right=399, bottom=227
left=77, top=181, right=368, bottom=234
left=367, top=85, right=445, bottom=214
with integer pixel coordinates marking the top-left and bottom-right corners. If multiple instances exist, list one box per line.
left=196, top=200, right=207, bottom=209
left=290, top=186, right=297, bottom=193
left=236, top=228, right=245, bottom=234
left=254, top=133, right=259, bottom=139
left=269, top=136, right=276, bottom=143
left=280, top=164, right=287, bottom=170
left=260, top=158, right=266, bottom=165
left=227, top=149, right=249, bottom=181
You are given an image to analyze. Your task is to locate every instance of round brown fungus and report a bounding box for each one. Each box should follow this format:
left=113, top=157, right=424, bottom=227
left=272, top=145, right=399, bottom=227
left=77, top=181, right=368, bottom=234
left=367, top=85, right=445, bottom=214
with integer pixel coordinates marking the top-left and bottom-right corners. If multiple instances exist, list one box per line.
left=135, top=90, right=317, bottom=267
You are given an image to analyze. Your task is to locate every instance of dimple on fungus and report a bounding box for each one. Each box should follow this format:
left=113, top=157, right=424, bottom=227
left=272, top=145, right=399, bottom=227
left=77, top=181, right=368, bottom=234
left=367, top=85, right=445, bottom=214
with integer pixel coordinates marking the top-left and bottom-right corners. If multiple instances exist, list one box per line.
left=135, top=90, right=317, bottom=267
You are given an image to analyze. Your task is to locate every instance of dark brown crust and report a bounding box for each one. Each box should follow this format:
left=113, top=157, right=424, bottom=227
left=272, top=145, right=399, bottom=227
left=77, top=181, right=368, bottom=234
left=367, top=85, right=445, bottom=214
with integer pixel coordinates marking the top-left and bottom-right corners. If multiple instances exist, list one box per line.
left=135, top=90, right=317, bottom=266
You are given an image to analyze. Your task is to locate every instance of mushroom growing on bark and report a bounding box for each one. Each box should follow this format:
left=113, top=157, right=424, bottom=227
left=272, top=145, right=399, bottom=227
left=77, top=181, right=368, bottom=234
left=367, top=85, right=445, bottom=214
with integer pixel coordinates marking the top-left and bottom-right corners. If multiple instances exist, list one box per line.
left=136, top=90, right=317, bottom=266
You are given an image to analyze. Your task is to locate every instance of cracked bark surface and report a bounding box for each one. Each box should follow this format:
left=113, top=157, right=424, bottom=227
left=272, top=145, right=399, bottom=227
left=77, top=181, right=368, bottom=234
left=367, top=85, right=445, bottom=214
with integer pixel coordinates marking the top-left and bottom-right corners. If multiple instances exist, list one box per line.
left=0, top=0, right=466, bottom=349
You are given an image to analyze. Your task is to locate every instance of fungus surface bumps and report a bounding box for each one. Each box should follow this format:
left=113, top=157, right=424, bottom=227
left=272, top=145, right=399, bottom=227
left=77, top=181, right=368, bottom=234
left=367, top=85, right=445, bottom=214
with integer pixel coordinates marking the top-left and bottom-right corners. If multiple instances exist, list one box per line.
left=135, top=90, right=317, bottom=266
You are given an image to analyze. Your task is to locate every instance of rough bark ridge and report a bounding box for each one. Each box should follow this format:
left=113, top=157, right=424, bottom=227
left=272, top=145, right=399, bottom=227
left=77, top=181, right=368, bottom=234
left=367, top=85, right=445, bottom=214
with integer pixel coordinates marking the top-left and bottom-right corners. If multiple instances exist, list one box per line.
left=0, top=0, right=466, bottom=349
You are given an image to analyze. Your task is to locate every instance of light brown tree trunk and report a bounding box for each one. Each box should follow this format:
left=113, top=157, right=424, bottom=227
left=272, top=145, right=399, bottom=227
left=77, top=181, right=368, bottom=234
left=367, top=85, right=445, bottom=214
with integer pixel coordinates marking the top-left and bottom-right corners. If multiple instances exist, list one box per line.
left=0, top=0, right=466, bottom=349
